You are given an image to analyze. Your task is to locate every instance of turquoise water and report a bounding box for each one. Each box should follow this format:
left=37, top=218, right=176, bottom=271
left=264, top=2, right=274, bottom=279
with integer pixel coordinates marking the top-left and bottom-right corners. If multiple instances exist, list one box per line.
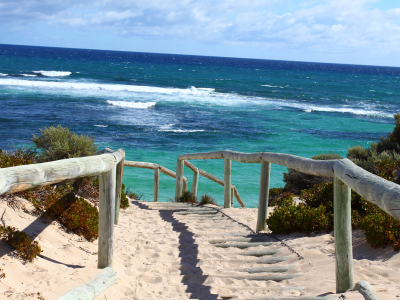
left=0, top=44, right=399, bottom=207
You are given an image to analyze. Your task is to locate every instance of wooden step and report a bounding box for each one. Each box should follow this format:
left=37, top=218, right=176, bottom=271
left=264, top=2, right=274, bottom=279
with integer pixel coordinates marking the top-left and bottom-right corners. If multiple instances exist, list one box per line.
left=238, top=249, right=280, bottom=256
left=212, top=242, right=276, bottom=248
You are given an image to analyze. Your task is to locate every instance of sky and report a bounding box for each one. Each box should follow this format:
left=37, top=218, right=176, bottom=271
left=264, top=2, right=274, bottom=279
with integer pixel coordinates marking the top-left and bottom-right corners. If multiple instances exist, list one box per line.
left=0, top=0, right=400, bottom=67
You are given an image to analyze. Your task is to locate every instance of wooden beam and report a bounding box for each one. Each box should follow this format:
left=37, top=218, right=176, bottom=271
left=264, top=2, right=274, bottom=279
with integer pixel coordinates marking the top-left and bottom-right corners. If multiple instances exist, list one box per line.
left=98, top=166, right=116, bottom=269
left=184, top=160, right=245, bottom=207
left=191, top=169, right=199, bottom=198
left=175, top=159, right=185, bottom=200
left=233, top=186, right=245, bottom=207
left=334, top=175, right=354, bottom=293
left=154, top=167, right=159, bottom=202
left=0, top=149, right=125, bottom=196
left=354, top=281, right=379, bottom=300
left=58, top=267, right=117, bottom=300
left=178, top=150, right=335, bottom=177
left=224, top=158, right=232, bottom=208
left=114, top=152, right=125, bottom=225
left=124, top=160, right=188, bottom=182
left=334, top=159, right=400, bottom=220
left=256, top=160, right=270, bottom=233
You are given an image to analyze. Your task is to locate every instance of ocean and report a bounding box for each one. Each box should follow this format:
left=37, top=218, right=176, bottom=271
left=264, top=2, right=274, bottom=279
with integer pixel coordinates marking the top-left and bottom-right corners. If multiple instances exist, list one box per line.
left=1, top=43, right=399, bottom=207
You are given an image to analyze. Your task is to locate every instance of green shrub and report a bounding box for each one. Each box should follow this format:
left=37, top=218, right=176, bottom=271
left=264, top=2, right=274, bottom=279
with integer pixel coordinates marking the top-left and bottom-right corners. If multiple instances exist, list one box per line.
left=300, top=182, right=334, bottom=213
left=268, top=187, right=284, bottom=206
left=270, top=191, right=295, bottom=207
left=174, top=191, right=198, bottom=204
left=347, top=113, right=400, bottom=174
left=199, top=194, right=217, bottom=205
left=266, top=195, right=333, bottom=234
left=43, top=191, right=99, bottom=242
left=32, top=125, right=98, bottom=162
left=0, top=149, right=35, bottom=168
left=283, top=153, right=342, bottom=194
left=0, top=226, right=41, bottom=262
left=120, top=183, right=130, bottom=209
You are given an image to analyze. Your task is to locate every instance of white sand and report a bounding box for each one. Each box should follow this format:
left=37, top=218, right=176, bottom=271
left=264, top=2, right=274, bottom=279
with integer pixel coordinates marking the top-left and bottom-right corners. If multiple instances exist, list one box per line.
left=0, top=197, right=399, bottom=299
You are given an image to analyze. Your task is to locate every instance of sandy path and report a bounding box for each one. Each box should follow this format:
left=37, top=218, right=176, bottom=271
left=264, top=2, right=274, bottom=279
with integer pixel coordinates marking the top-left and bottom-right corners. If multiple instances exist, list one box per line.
left=0, top=198, right=399, bottom=299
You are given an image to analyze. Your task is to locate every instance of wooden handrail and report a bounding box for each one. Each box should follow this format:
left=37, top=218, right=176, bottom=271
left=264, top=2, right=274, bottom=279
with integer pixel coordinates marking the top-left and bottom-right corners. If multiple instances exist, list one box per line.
left=0, top=148, right=125, bottom=282
left=177, top=150, right=400, bottom=220
left=123, top=160, right=188, bottom=202
left=175, top=149, right=400, bottom=293
left=184, top=160, right=245, bottom=207
left=0, top=149, right=124, bottom=195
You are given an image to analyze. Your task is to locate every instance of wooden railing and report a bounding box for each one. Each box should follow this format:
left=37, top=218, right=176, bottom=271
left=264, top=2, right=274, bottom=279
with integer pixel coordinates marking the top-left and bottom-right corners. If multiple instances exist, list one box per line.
left=124, top=160, right=188, bottom=202
left=124, top=160, right=244, bottom=206
left=0, top=148, right=125, bottom=299
left=175, top=150, right=400, bottom=293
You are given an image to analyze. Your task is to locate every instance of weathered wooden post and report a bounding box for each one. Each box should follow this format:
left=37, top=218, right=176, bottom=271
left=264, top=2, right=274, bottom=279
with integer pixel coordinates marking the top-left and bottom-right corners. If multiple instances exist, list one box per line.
left=114, top=153, right=124, bottom=225
left=192, top=168, right=199, bottom=198
left=183, top=178, right=188, bottom=192
left=256, top=160, right=270, bottom=232
left=98, top=165, right=116, bottom=269
left=230, top=187, right=234, bottom=207
left=154, top=166, right=160, bottom=202
left=334, top=175, right=354, bottom=293
left=224, top=158, right=232, bottom=208
left=175, top=158, right=184, bottom=200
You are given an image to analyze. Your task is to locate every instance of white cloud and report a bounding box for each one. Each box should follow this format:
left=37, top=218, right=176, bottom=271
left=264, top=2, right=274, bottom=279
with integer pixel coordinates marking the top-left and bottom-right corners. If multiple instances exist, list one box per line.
left=0, top=0, right=399, bottom=62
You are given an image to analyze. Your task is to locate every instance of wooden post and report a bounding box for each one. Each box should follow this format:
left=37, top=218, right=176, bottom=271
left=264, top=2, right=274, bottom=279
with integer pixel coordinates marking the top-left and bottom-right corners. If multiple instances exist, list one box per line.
left=256, top=160, right=271, bottom=232
left=114, top=154, right=124, bottom=225
left=192, top=169, right=199, bottom=198
left=175, top=159, right=184, bottom=200
left=224, top=158, right=232, bottom=208
left=334, top=175, right=354, bottom=293
left=183, top=179, right=188, bottom=192
left=154, top=167, right=159, bottom=202
left=230, top=187, right=234, bottom=207
left=98, top=166, right=116, bottom=269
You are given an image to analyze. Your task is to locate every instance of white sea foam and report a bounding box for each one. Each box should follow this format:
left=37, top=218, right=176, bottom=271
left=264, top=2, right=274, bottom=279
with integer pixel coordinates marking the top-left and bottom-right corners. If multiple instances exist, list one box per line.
left=287, top=102, right=392, bottom=118
left=0, top=77, right=393, bottom=118
left=0, top=73, right=7, bottom=76
left=107, top=100, right=156, bottom=109
left=22, top=74, right=37, bottom=77
left=94, top=125, right=108, bottom=127
left=0, top=78, right=215, bottom=97
left=262, top=85, right=278, bottom=87
left=32, top=71, right=72, bottom=77
left=159, top=128, right=205, bottom=133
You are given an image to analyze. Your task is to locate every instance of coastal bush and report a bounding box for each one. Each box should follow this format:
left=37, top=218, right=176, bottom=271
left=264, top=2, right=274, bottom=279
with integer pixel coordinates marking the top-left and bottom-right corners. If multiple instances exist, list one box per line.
left=283, top=152, right=342, bottom=195
left=35, top=188, right=99, bottom=241
left=32, top=125, right=98, bottom=162
left=268, top=187, right=284, bottom=206
left=0, top=226, right=41, bottom=262
left=0, top=149, right=35, bottom=168
left=174, top=191, right=198, bottom=204
left=269, top=191, right=295, bottom=207
left=120, top=183, right=130, bottom=208
left=266, top=194, right=333, bottom=234
left=347, top=113, right=400, bottom=174
left=300, top=182, right=334, bottom=213
left=199, top=194, right=217, bottom=206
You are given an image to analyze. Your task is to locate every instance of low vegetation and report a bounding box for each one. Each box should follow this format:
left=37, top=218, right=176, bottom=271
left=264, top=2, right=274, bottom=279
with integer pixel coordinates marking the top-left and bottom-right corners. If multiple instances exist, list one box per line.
left=199, top=194, right=217, bottom=206
left=267, top=114, right=400, bottom=250
left=32, top=125, right=98, bottom=162
left=0, top=125, right=133, bottom=260
left=173, top=191, right=198, bottom=204
left=0, top=225, right=41, bottom=262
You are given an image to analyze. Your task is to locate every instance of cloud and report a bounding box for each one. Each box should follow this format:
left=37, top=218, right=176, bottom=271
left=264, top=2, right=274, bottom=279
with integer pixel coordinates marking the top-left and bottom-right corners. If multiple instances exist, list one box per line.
left=0, top=0, right=399, bottom=58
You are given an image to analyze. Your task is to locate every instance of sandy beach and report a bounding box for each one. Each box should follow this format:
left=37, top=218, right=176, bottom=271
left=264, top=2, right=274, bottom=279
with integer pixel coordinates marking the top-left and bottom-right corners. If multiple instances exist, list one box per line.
left=0, top=197, right=399, bottom=299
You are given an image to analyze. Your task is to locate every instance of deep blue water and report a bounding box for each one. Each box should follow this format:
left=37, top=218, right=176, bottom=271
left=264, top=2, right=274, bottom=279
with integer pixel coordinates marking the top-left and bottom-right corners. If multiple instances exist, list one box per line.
left=1, top=43, right=399, bottom=207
